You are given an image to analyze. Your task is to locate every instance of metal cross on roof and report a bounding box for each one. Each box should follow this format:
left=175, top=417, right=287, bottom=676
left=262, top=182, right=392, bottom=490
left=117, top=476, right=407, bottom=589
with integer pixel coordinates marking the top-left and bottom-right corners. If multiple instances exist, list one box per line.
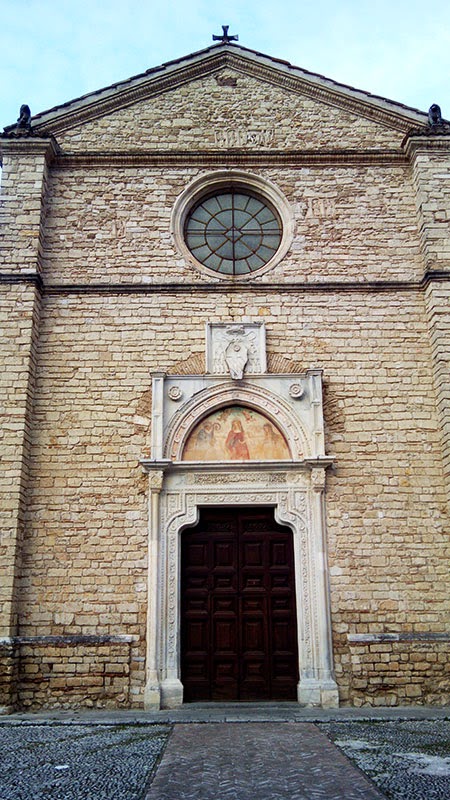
left=212, top=25, right=238, bottom=44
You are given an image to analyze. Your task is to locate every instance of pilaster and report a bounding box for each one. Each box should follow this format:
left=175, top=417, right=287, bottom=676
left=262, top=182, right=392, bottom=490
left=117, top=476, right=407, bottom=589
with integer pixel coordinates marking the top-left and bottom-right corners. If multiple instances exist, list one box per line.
left=143, top=469, right=165, bottom=709
left=0, top=136, right=57, bottom=273
left=297, top=467, right=339, bottom=708
left=0, top=135, right=54, bottom=710
left=404, top=133, right=450, bottom=503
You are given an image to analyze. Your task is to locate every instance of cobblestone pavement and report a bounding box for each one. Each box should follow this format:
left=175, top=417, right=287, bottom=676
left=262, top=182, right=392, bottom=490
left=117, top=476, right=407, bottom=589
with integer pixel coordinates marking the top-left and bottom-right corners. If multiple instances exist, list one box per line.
left=321, top=719, right=450, bottom=800
left=0, top=723, right=169, bottom=800
left=145, top=722, right=385, bottom=799
left=0, top=713, right=449, bottom=800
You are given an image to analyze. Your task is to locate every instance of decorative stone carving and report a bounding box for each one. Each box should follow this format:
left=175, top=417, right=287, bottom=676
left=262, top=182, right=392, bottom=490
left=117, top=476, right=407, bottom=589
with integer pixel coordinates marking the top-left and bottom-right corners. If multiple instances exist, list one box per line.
left=225, top=339, right=249, bottom=379
left=17, top=104, right=32, bottom=129
left=141, top=332, right=336, bottom=709
left=141, top=464, right=338, bottom=710
left=168, top=386, right=183, bottom=401
left=428, top=104, right=443, bottom=126
left=311, top=467, right=326, bottom=492
left=148, top=470, right=164, bottom=492
left=289, top=382, right=304, bottom=399
left=163, top=381, right=311, bottom=462
left=207, top=322, right=266, bottom=375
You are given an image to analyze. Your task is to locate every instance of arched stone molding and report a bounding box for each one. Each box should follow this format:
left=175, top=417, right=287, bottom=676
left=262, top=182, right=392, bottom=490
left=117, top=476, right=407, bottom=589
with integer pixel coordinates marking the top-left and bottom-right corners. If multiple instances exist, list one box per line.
left=165, top=381, right=310, bottom=461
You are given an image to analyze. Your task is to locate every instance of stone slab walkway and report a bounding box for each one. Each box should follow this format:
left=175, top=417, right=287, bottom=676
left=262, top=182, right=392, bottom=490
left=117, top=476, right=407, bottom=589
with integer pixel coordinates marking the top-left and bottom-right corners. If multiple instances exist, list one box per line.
left=145, top=722, right=386, bottom=800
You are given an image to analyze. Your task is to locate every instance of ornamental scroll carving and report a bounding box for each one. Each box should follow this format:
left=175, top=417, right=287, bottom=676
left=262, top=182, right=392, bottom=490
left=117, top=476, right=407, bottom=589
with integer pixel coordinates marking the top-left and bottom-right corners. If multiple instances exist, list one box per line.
left=160, top=483, right=309, bottom=669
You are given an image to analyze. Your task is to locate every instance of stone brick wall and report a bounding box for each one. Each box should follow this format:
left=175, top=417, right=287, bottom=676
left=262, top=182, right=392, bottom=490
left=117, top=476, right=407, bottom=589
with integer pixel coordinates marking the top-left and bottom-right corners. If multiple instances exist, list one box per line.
left=16, top=637, right=137, bottom=710
left=341, top=638, right=449, bottom=706
left=0, top=140, right=54, bottom=273
left=14, top=287, right=447, bottom=707
left=0, top=282, right=42, bottom=709
left=406, top=137, right=450, bottom=504
left=41, top=163, right=422, bottom=285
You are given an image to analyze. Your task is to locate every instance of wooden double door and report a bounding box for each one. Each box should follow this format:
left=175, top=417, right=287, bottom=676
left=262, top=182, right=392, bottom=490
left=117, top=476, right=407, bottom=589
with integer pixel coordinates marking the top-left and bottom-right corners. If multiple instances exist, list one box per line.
left=181, top=507, right=299, bottom=702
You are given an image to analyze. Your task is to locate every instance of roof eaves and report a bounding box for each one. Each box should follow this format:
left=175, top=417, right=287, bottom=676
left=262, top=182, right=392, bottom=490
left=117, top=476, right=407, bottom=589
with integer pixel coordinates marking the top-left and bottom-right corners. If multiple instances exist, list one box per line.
left=20, top=41, right=431, bottom=132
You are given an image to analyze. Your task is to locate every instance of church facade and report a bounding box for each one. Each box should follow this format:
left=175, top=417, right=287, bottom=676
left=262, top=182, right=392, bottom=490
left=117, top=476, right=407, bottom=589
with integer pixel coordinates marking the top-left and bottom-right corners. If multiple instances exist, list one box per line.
left=1, top=38, right=449, bottom=711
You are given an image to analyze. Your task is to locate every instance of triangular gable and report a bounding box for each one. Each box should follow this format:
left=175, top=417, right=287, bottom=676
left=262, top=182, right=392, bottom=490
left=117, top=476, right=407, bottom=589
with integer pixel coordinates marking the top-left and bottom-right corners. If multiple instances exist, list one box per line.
left=29, top=43, right=429, bottom=133
left=3, top=44, right=431, bottom=154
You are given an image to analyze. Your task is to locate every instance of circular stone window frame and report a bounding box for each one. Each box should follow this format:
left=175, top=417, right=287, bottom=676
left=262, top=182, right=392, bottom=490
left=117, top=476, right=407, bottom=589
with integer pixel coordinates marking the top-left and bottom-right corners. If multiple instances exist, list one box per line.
left=171, top=170, right=294, bottom=281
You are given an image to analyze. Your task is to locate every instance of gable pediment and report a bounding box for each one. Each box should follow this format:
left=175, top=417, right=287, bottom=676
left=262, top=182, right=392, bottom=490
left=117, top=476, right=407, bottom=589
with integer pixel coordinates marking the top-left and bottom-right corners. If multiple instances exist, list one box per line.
left=27, top=45, right=429, bottom=152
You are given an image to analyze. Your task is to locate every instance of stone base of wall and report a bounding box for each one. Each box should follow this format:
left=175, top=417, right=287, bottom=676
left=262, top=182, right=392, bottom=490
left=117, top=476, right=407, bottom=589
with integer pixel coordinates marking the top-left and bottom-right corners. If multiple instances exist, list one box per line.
left=3, top=633, right=450, bottom=710
left=336, top=634, right=450, bottom=707
left=0, top=642, right=19, bottom=712
left=2, top=635, right=145, bottom=711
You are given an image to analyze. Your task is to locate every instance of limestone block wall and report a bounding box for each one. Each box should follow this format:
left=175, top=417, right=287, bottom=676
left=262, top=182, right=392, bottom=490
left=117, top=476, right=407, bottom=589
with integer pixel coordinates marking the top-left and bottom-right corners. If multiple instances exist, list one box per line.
left=406, top=140, right=450, bottom=272
left=0, top=139, right=54, bottom=273
left=2, top=76, right=449, bottom=708
left=41, top=163, right=422, bottom=285
left=0, top=283, right=41, bottom=709
left=344, top=638, right=449, bottom=706
left=16, top=637, right=134, bottom=710
left=406, top=136, right=450, bottom=502
left=13, top=285, right=448, bottom=708
left=424, top=281, right=450, bottom=495
left=0, top=138, right=52, bottom=709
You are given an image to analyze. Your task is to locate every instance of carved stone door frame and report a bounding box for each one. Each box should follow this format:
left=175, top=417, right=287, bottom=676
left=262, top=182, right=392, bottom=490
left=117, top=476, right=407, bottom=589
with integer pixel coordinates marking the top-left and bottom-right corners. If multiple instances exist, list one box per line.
left=141, top=463, right=339, bottom=709
left=140, top=363, right=338, bottom=709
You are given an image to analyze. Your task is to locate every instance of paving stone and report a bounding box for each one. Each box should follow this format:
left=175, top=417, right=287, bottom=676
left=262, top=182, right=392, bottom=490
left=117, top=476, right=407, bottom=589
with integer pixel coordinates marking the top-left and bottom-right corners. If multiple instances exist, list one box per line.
left=145, top=723, right=386, bottom=799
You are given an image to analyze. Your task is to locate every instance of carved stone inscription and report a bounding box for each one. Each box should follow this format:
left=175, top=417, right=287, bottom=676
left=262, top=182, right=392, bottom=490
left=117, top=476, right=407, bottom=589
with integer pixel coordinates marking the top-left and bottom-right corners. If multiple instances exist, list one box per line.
left=214, top=129, right=274, bottom=148
left=305, top=198, right=336, bottom=219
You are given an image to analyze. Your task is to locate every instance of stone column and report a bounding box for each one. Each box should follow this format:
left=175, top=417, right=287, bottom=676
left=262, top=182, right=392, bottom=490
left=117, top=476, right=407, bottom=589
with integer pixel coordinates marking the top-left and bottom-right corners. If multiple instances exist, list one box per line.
left=0, top=135, right=56, bottom=712
left=143, top=470, right=165, bottom=709
left=404, top=133, right=450, bottom=506
left=298, top=467, right=339, bottom=708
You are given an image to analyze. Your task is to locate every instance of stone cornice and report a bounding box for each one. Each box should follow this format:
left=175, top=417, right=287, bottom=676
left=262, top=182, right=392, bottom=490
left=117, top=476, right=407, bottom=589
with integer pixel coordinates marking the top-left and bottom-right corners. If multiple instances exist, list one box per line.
left=403, top=133, right=450, bottom=158
left=30, top=49, right=426, bottom=138
left=0, top=272, right=44, bottom=290
left=4, top=271, right=448, bottom=296
left=54, top=149, right=407, bottom=169
left=33, top=55, right=228, bottom=135
left=422, top=269, right=450, bottom=286
left=39, top=275, right=448, bottom=295
left=224, top=53, right=419, bottom=133
left=0, top=135, right=59, bottom=164
left=140, top=458, right=333, bottom=473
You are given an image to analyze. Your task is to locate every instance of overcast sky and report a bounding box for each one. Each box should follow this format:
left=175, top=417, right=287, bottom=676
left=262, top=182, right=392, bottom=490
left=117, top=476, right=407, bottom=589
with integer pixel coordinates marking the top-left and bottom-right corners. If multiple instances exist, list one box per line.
left=1, top=0, right=450, bottom=128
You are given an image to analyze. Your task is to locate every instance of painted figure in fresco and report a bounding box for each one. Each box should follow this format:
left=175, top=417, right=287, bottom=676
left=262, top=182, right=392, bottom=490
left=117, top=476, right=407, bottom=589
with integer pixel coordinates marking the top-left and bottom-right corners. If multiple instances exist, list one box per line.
left=195, top=420, right=217, bottom=446
left=191, top=420, right=220, bottom=458
left=225, top=418, right=250, bottom=460
left=262, top=422, right=290, bottom=459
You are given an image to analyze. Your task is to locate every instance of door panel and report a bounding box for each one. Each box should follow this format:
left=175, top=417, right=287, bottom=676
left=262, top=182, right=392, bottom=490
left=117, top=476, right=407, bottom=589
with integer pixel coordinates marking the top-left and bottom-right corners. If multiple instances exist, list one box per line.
left=181, top=507, right=299, bottom=702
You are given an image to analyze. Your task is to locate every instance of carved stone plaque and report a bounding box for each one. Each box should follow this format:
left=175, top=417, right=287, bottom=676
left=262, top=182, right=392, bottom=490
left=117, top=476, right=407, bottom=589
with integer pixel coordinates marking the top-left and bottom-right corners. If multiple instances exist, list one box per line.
left=206, top=322, right=267, bottom=376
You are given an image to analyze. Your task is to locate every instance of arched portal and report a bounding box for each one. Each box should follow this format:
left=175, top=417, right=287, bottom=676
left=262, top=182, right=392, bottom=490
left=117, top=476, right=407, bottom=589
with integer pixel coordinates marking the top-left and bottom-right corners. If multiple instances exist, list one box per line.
left=141, top=366, right=339, bottom=710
